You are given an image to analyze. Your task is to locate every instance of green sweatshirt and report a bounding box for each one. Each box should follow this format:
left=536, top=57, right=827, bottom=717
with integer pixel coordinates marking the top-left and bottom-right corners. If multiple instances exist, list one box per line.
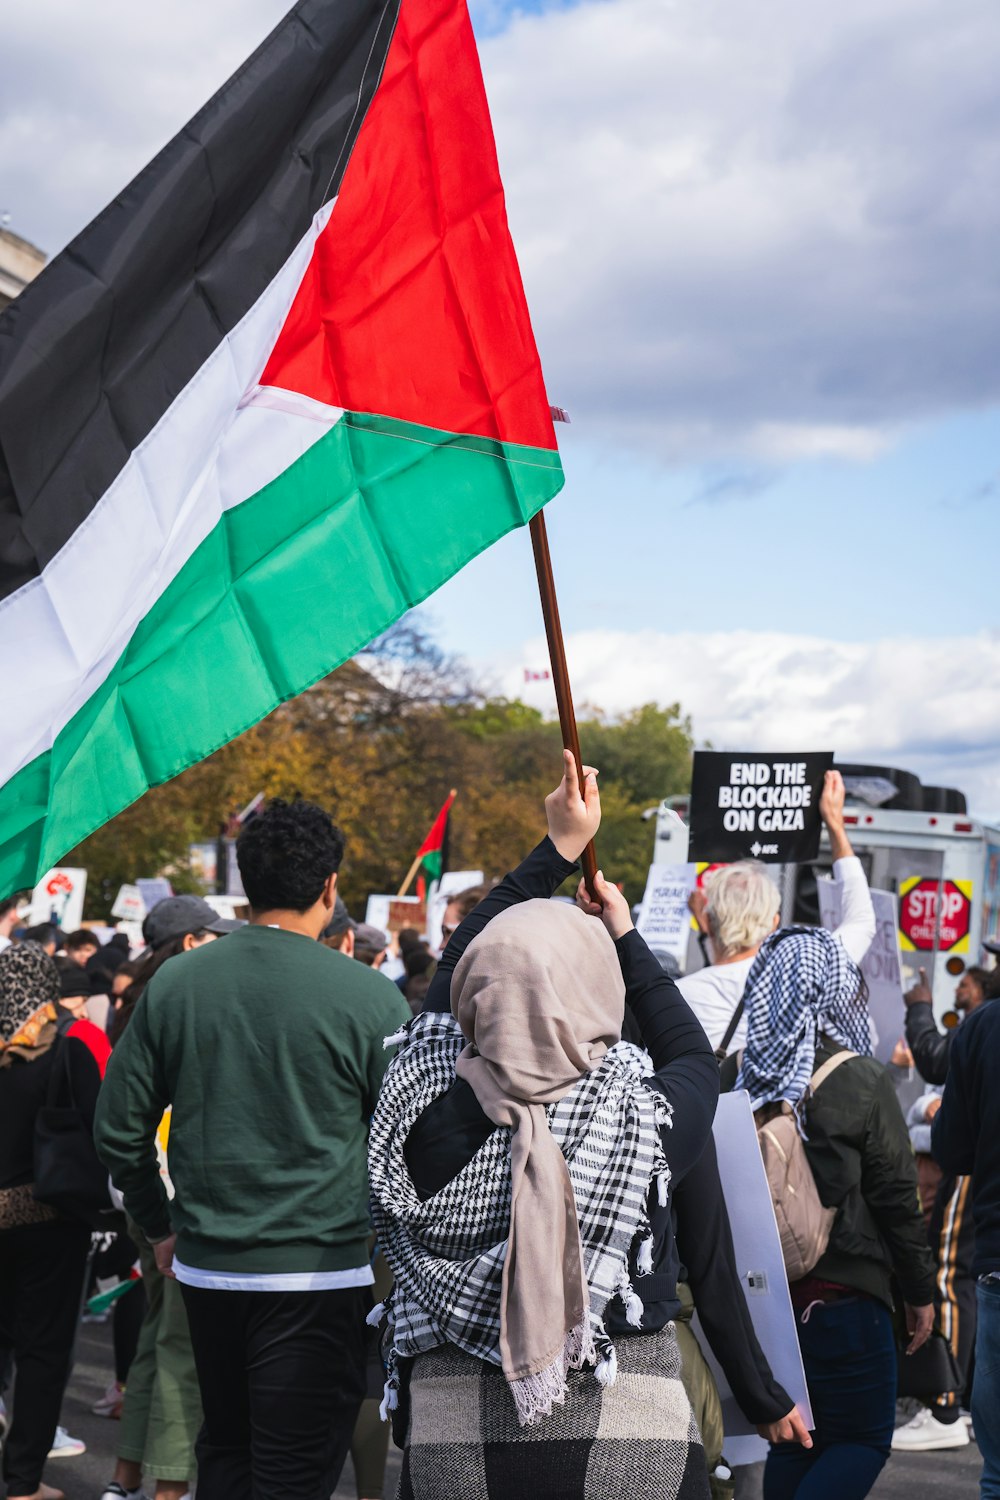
left=95, top=926, right=410, bottom=1275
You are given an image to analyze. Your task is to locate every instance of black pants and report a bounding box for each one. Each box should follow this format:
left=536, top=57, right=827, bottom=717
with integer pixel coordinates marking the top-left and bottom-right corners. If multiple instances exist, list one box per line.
left=180, top=1282, right=368, bottom=1500
left=929, top=1172, right=977, bottom=1407
left=0, top=1221, right=92, bottom=1496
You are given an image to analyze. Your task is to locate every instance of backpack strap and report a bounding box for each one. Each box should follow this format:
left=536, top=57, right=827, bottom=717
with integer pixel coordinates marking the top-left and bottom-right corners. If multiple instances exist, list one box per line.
left=44, top=1032, right=72, bottom=1110
left=808, top=1049, right=856, bottom=1095
left=716, top=997, right=746, bottom=1059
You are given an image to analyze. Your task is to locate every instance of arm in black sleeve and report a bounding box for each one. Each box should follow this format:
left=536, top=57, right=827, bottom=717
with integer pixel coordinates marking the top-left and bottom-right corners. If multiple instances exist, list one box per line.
left=904, top=1002, right=951, bottom=1086
left=424, top=837, right=578, bottom=1012
left=615, top=929, right=719, bottom=1180
left=931, top=1024, right=976, bottom=1176
left=674, top=1138, right=792, bottom=1425
left=860, top=1070, right=936, bottom=1306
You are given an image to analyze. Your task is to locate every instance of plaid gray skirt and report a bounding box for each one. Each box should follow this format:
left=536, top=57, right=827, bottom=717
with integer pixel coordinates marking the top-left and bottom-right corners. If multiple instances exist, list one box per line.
left=395, top=1323, right=710, bottom=1500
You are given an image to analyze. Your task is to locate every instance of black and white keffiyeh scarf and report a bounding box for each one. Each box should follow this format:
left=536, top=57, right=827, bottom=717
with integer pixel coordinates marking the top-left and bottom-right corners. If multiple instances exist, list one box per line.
left=735, top=926, right=872, bottom=1111
left=368, top=1011, right=672, bottom=1426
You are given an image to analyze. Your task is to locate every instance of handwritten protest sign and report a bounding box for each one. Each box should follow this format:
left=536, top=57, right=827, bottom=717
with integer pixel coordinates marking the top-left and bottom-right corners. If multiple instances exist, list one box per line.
left=817, top=879, right=905, bottom=1063
left=635, top=863, right=696, bottom=970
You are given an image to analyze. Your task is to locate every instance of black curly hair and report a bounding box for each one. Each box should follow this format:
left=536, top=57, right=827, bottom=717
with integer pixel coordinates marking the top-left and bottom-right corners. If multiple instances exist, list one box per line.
left=236, top=798, right=345, bottom=913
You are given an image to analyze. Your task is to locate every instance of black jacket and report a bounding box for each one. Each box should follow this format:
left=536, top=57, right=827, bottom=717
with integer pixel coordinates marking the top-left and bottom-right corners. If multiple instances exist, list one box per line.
left=933, top=1000, right=1000, bottom=1276
left=406, top=839, right=792, bottom=1425
left=406, top=838, right=719, bottom=1336
left=905, top=1001, right=951, bottom=1086
left=722, top=1037, right=935, bottom=1309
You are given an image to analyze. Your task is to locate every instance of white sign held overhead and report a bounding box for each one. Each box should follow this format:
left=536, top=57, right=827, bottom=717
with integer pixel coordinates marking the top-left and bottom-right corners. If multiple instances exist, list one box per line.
left=693, top=1091, right=812, bottom=1467
left=636, top=863, right=696, bottom=971
left=817, top=880, right=905, bottom=1063
left=29, top=867, right=88, bottom=931
left=203, top=895, right=247, bottom=922
left=136, top=877, right=173, bottom=912
left=111, top=884, right=146, bottom=922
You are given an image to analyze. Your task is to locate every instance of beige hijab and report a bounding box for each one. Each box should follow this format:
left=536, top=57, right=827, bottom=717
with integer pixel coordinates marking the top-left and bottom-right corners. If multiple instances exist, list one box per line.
left=452, top=899, right=625, bottom=1398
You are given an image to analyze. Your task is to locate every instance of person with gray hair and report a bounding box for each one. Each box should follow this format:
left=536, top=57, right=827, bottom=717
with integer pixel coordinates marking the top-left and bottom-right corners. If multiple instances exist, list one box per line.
left=680, top=771, right=876, bottom=1056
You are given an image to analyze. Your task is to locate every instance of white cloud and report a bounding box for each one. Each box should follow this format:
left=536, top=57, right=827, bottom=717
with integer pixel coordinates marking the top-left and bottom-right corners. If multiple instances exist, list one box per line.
left=748, top=424, right=894, bottom=464
left=3, top=0, right=999, bottom=466
left=480, top=0, right=1000, bottom=459
left=498, top=627, right=1000, bottom=816
left=0, top=1, right=289, bottom=250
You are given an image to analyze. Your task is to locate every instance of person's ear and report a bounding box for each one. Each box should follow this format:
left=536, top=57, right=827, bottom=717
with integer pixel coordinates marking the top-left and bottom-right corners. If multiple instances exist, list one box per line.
left=342, top=927, right=355, bottom=959
left=771, top=912, right=780, bottom=931
left=322, top=872, right=338, bottom=912
left=182, top=931, right=197, bottom=952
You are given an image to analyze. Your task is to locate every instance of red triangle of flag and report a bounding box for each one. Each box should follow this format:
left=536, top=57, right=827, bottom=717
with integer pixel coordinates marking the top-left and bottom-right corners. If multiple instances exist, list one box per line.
left=260, top=0, right=557, bottom=454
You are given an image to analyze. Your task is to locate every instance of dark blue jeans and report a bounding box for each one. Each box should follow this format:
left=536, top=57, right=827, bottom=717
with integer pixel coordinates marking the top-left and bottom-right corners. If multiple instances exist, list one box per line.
left=764, top=1296, right=896, bottom=1500
left=974, top=1278, right=1000, bottom=1499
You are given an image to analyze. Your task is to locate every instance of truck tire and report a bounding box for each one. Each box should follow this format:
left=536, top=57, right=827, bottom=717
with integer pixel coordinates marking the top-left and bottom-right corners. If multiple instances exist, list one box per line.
left=921, top=785, right=968, bottom=815
left=836, top=763, right=924, bottom=812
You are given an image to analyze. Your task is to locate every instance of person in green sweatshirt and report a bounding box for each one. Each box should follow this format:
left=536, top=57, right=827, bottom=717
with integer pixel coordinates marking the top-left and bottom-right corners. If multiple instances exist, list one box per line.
left=95, top=798, right=410, bottom=1500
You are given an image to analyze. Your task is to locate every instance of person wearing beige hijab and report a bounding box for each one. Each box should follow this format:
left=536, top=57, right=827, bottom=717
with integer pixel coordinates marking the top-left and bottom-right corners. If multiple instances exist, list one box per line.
left=369, top=754, right=721, bottom=1500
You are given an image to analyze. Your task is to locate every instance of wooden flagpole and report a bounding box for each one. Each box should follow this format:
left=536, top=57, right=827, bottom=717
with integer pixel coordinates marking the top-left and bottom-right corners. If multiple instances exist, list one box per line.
left=529, top=511, right=599, bottom=897
left=396, top=854, right=423, bottom=900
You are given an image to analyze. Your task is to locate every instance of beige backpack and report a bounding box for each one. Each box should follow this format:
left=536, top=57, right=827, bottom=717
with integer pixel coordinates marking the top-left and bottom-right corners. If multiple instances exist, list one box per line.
left=752, top=1051, right=855, bottom=1282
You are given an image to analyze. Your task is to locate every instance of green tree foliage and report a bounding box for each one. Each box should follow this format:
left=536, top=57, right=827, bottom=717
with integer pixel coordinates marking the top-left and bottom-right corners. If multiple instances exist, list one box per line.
left=68, top=618, right=694, bottom=917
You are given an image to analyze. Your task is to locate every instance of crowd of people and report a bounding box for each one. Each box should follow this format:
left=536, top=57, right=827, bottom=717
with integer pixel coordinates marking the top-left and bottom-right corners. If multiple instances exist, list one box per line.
left=0, top=757, right=998, bottom=1500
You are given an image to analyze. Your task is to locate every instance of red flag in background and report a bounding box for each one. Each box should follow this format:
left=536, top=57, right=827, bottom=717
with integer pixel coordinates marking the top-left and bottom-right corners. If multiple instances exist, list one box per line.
left=415, top=791, right=455, bottom=900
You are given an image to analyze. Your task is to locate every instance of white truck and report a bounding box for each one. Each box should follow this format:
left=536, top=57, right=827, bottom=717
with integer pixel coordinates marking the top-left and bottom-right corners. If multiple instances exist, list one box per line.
left=651, top=764, right=1000, bottom=1025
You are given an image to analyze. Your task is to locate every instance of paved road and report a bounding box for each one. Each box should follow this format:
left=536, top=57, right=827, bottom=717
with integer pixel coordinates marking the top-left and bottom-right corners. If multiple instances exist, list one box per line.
left=12, top=1322, right=980, bottom=1500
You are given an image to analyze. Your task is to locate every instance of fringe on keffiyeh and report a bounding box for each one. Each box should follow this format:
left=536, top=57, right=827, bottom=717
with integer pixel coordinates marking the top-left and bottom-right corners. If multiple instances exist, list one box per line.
left=368, top=1011, right=673, bottom=1426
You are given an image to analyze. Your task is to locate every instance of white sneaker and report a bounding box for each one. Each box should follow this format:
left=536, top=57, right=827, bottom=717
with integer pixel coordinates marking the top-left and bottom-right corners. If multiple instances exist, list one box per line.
left=91, top=1379, right=126, bottom=1418
left=100, top=1484, right=150, bottom=1500
left=47, top=1426, right=87, bottom=1458
left=891, top=1406, right=970, bottom=1452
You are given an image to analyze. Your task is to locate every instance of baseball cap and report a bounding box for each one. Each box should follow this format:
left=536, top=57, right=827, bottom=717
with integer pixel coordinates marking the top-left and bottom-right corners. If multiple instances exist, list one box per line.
left=142, top=895, right=241, bottom=950
left=354, top=922, right=388, bottom=952
left=321, top=895, right=357, bottom=941
left=983, top=938, right=1000, bottom=956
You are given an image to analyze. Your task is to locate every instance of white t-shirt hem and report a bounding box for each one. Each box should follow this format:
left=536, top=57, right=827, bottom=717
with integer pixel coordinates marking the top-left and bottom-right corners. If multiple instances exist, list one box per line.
left=172, top=1259, right=374, bottom=1292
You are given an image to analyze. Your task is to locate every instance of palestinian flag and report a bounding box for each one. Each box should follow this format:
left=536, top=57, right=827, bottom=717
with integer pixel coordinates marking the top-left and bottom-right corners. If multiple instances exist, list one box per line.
left=0, top=0, right=562, bottom=895
left=416, top=791, right=455, bottom=891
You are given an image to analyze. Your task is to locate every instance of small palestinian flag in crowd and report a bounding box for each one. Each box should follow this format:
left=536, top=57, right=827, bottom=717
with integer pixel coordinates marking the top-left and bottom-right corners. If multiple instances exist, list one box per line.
left=0, top=0, right=562, bottom=895
left=415, top=791, right=455, bottom=900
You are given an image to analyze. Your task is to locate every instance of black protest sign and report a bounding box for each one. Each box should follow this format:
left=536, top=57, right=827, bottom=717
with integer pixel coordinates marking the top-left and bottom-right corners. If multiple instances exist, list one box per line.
left=689, top=751, right=834, bottom=863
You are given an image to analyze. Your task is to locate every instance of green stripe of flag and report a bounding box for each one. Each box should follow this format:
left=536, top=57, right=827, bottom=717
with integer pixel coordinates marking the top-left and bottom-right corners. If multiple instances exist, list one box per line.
left=0, top=411, right=562, bottom=891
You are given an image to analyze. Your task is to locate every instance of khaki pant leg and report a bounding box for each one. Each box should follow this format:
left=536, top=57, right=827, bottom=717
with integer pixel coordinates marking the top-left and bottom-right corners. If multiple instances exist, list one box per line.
left=142, top=1267, right=202, bottom=1483
left=116, top=1238, right=162, bottom=1465
left=675, top=1285, right=734, bottom=1500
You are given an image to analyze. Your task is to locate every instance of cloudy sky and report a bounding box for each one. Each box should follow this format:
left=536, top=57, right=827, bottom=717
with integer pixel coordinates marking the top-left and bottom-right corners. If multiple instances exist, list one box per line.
left=4, top=0, right=999, bottom=810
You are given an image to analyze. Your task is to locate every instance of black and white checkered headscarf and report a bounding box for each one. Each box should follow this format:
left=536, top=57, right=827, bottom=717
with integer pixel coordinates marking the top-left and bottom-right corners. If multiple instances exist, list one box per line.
left=368, top=1011, right=672, bottom=1423
left=736, top=926, right=872, bottom=1110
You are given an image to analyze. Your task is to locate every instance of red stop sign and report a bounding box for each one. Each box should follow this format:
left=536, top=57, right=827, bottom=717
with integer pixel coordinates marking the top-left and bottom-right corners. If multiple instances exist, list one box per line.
left=900, top=879, right=971, bottom=951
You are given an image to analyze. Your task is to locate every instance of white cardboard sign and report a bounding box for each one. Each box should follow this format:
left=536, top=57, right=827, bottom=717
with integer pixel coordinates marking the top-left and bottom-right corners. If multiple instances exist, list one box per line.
left=111, top=884, right=146, bottom=922
left=817, top=880, right=904, bottom=1064
left=29, top=867, right=87, bottom=931
left=693, top=1091, right=812, bottom=1467
left=636, top=863, right=696, bottom=969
